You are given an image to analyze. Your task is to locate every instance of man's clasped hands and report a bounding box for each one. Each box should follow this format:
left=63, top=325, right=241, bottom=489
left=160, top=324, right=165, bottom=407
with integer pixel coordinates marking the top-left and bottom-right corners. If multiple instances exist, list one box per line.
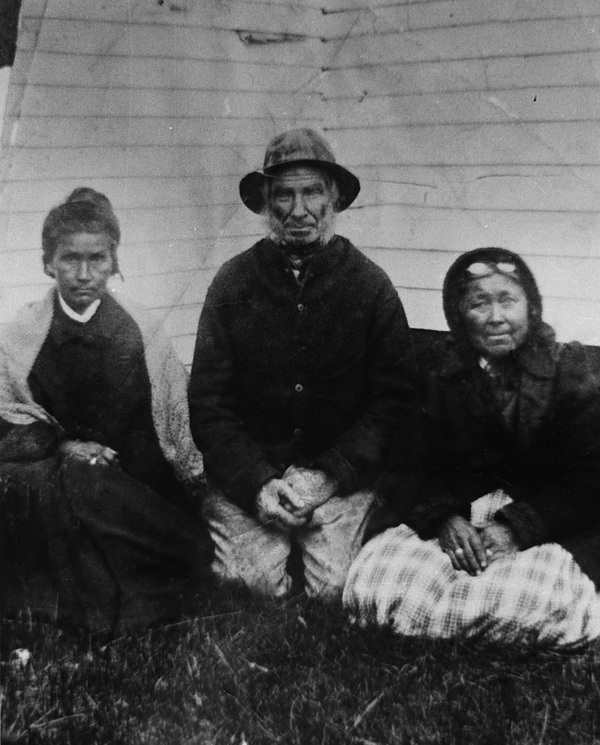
left=255, top=467, right=337, bottom=529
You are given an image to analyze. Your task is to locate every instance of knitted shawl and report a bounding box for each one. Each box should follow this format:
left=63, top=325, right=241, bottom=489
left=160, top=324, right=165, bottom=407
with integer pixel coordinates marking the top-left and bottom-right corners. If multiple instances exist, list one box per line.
left=0, top=288, right=204, bottom=486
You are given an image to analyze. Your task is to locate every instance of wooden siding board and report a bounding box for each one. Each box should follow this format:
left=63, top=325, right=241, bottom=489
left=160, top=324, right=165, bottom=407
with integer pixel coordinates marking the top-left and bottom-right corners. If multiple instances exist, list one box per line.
left=12, top=85, right=323, bottom=120
left=171, top=334, right=196, bottom=367
left=162, top=303, right=203, bottom=338
left=542, top=296, right=600, bottom=346
left=406, top=0, right=600, bottom=30
left=0, top=177, right=240, bottom=211
left=325, top=88, right=600, bottom=126
left=393, top=286, right=447, bottom=331
left=329, top=123, right=600, bottom=167
left=4, top=114, right=321, bottom=149
left=357, top=166, right=600, bottom=213
left=178, top=268, right=221, bottom=306
left=1, top=250, right=42, bottom=286
left=339, top=205, right=600, bottom=256
left=9, top=52, right=321, bottom=93
left=23, top=0, right=326, bottom=29
left=2, top=240, right=214, bottom=285
left=111, top=270, right=206, bottom=310
left=20, top=18, right=326, bottom=67
left=327, top=3, right=600, bottom=34
left=363, top=247, right=600, bottom=303
left=322, top=53, right=600, bottom=97
left=324, top=18, right=600, bottom=63
left=322, top=61, right=488, bottom=98
left=0, top=204, right=248, bottom=252
left=0, top=282, right=52, bottom=324
left=120, top=242, right=217, bottom=278
left=3, top=146, right=266, bottom=180
left=487, top=53, right=600, bottom=90
left=324, top=0, right=597, bottom=13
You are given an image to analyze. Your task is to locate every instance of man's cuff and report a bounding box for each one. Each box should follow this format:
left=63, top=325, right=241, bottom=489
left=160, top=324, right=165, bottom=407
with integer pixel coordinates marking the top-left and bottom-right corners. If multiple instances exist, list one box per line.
left=311, top=447, right=358, bottom=497
left=245, top=463, right=281, bottom=510
left=212, top=461, right=280, bottom=514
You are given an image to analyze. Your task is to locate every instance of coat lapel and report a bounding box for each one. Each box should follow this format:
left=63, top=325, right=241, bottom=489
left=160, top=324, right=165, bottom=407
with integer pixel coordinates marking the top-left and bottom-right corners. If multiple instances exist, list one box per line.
left=439, top=327, right=560, bottom=450
left=515, top=328, right=560, bottom=448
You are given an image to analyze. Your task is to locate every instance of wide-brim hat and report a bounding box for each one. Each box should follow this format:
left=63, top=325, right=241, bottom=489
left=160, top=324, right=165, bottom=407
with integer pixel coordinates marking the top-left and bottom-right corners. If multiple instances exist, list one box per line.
left=239, top=128, right=361, bottom=214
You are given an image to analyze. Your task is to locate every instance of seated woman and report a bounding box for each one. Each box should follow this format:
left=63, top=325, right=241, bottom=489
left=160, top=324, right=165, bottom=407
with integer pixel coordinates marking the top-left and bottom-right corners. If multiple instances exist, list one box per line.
left=0, top=188, right=209, bottom=633
left=344, top=246, right=600, bottom=648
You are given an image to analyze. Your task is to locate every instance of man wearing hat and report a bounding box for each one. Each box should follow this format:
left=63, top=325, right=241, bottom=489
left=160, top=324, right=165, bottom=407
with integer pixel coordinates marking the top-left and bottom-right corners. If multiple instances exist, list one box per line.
left=189, top=129, right=415, bottom=598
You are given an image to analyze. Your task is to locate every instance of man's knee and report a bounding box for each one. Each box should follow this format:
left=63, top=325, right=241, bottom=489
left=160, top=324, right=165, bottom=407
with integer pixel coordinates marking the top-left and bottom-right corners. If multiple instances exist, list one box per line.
left=300, top=490, right=377, bottom=598
left=210, top=557, right=292, bottom=599
left=202, top=487, right=293, bottom=598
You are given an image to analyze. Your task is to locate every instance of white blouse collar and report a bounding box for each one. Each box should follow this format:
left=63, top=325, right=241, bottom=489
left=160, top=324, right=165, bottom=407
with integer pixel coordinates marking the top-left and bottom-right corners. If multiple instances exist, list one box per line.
left=58, top=293, right=101, bottom=324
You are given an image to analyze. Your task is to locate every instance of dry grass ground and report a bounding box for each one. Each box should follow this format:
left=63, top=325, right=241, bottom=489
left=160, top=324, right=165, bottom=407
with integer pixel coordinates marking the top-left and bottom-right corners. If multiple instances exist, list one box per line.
left=1, top=588, right=600, bottom=744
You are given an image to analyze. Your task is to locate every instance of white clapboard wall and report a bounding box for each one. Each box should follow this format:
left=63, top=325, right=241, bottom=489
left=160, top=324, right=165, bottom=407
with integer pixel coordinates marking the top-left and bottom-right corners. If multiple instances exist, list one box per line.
left=0, top=0, right=599, bottom=366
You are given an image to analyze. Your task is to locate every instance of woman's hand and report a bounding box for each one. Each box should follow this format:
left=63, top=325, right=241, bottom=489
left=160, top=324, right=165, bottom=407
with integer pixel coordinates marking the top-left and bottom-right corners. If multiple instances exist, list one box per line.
left=58, top=439, right=119, bottom=467
left=438, top=514, right=488, bottom=575
left=479, top=521, right=521, bottom=562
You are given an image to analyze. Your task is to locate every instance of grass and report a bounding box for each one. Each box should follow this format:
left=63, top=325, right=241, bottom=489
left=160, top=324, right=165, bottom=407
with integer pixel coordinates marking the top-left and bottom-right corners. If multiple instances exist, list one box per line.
left=1, top=588, right=600, bottom=744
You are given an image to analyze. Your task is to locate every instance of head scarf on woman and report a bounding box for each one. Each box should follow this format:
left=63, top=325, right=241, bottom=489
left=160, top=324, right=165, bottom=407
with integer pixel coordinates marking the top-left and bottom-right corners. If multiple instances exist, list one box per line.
left=442, top=246, right=542, bottom=345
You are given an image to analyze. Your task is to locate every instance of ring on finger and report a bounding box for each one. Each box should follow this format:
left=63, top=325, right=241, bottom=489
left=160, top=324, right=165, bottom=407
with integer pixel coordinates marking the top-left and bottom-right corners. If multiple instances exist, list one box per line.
left=455, top=548, right=464, bottom=556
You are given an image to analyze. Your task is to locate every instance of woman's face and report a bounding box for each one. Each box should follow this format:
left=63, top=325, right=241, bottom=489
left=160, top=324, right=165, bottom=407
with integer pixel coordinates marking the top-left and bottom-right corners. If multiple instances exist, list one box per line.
left=460, top=273, right=529, bottom=359
left=44, top=232, right=114, bottom=313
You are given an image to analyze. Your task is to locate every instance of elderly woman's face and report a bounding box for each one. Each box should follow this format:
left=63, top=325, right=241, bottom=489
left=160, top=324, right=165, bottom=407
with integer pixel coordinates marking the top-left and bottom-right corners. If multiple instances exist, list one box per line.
left=461, top=273, right=529, bottom=359
left=44, top=232, right=114, bottom=313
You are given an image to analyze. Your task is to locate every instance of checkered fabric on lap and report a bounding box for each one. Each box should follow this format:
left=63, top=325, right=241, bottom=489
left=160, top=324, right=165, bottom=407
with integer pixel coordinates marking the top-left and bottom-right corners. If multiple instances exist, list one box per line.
left=343, top=492, right=600, bottom=648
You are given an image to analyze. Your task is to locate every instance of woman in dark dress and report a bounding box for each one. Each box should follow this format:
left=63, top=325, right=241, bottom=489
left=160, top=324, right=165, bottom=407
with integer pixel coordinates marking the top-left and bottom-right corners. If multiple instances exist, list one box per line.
left=344, top=247, right=600, bottom=647
left=0, top=188, right=209, bottom=633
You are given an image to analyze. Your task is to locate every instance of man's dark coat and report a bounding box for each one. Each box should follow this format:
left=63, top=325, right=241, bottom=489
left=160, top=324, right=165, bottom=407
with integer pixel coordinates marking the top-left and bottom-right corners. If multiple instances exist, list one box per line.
left=189, top=236, right=415, bottom=512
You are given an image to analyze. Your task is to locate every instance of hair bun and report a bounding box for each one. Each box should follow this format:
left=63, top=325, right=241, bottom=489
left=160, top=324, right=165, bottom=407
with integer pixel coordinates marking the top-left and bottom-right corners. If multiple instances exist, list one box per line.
left=65, top=187, right=112, bottom=207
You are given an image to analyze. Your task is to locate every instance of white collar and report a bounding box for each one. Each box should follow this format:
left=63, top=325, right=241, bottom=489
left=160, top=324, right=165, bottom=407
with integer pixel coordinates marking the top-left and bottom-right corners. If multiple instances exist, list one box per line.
left=58, top=293, right=101, bottom=324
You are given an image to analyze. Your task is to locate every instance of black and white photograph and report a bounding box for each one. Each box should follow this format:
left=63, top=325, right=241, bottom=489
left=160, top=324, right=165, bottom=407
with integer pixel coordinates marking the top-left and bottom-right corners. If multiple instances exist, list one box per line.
left=0, top=0, right=599, bottom=742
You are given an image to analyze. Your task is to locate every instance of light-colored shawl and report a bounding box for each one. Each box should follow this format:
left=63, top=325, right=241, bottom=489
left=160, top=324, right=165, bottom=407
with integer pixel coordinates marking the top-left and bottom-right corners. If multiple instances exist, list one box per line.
left=0, top=288, right=204, bottom=485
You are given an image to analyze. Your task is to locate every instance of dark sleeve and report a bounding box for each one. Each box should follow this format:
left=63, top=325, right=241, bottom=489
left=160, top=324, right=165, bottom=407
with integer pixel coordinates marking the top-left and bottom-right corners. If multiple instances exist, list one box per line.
left=188, top=278, right=279, bottom=512
left=312, top=288, right=417, bottom=496
left=496, top=343, right=600, bottom=548
left=376, top=423, right=471, bottom=539
left=0, top=418, right=59, bottom=463
left=375, top=343, right=473, bottom=538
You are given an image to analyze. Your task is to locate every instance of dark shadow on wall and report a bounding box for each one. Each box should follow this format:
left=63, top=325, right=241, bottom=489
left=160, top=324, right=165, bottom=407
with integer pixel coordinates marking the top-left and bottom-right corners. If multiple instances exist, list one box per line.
left=0, top=0, right=23, bottom=68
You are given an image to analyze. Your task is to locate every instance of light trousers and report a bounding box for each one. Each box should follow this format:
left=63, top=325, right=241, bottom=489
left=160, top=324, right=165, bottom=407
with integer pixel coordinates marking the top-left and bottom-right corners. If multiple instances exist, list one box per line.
left=202, top=487, right=376, bottom=599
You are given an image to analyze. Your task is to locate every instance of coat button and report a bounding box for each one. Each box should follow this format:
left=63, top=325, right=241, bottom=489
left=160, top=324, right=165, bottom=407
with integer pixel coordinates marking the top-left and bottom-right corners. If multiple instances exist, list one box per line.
left=294, top=428, right=302, bottom=436
left=295, top=383, right=303, bottom=393
left=297, top=303, right=305, bottom=312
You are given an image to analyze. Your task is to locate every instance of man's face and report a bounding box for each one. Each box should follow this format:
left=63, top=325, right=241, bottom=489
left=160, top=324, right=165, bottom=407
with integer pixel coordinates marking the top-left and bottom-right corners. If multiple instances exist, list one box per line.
left=267, top=166, right=337, bottom=247
left=44, top=232, right=114, bottom=313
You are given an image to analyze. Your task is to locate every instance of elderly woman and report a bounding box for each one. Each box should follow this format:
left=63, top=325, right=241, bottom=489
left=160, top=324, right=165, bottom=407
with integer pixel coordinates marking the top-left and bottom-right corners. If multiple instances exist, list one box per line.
left=0, top=188, right=209, bottom=633
left=344, top=247, right=600, bottom=647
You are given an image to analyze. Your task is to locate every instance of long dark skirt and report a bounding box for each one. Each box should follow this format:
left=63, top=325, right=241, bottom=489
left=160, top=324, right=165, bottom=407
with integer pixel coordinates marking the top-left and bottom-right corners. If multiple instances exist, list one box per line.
left=0, top=457, right=211, bottom=633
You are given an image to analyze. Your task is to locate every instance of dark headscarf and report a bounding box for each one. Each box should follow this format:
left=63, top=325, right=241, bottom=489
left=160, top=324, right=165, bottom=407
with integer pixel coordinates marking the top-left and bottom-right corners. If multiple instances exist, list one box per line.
left=442, top=247, right=543, bottom=344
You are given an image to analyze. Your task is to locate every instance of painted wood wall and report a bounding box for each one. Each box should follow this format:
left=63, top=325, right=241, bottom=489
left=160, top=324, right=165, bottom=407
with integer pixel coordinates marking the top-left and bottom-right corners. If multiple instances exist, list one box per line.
left=0, top=0, right=598, bottom=366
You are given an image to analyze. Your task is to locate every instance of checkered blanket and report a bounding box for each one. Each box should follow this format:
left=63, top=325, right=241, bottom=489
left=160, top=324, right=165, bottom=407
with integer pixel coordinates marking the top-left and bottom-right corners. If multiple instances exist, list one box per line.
left=343, top=492, right=600, bottom=648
